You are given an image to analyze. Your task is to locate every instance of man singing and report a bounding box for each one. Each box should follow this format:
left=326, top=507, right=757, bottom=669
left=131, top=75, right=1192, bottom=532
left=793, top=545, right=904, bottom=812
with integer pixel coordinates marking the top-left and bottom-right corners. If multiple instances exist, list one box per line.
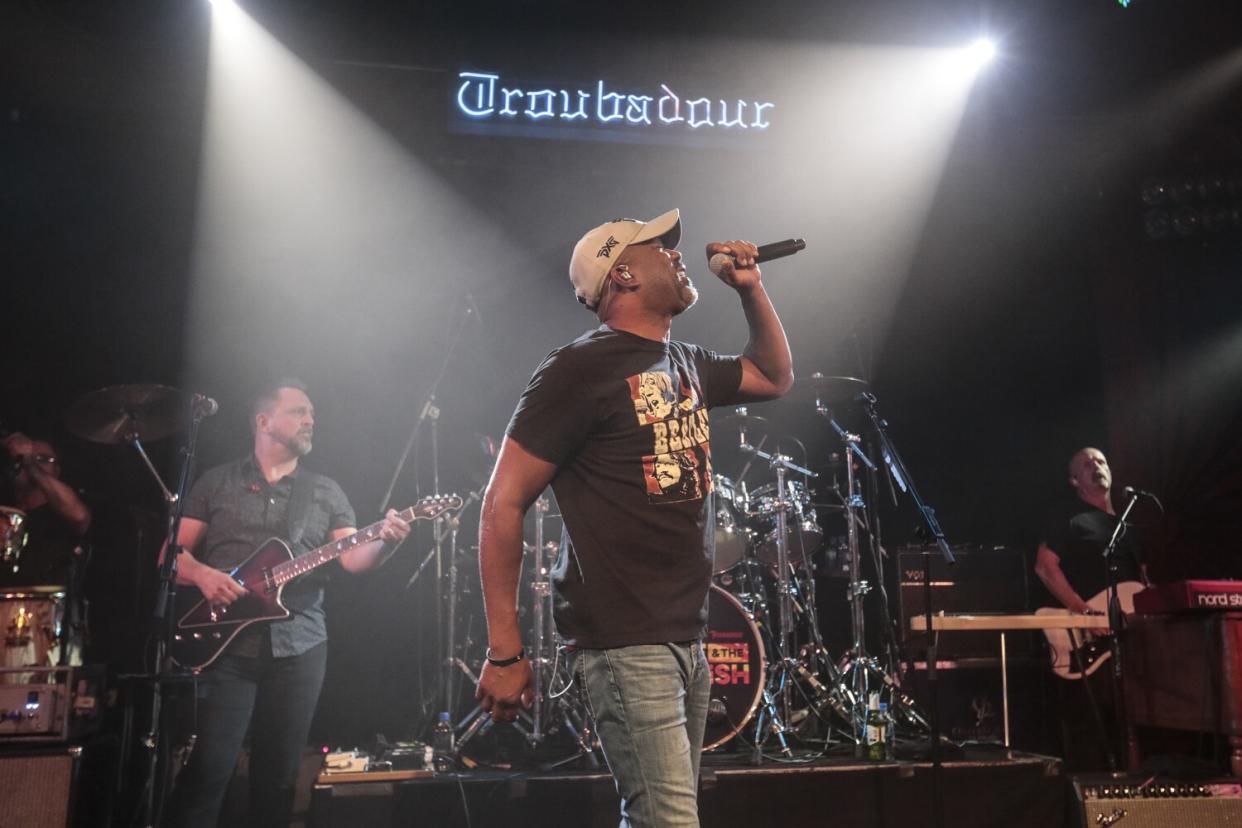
left=476, top=209, right=793, bottom=826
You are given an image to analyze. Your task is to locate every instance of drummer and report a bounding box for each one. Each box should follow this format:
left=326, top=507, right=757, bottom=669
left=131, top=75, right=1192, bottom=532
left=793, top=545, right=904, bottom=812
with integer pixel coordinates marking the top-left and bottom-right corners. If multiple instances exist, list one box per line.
left=0, top=432, right=91, bottom=585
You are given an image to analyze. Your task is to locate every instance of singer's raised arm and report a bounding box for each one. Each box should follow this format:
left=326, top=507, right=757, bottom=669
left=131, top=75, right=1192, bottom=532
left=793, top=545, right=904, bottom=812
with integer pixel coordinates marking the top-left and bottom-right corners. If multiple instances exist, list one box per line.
left=705, top=239, right=794, bottom=403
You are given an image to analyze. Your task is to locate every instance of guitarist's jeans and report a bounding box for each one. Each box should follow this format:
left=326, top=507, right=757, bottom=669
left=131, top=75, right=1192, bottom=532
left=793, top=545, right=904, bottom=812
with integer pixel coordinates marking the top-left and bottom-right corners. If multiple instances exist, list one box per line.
left=164, top=641, right=328, bottom=828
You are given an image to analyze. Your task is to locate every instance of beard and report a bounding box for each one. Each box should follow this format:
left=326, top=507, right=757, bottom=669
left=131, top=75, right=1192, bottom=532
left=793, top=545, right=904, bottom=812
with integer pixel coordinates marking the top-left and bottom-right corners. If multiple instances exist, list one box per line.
left=285, top=431, right=314, bottom=457
left=673, top=276, right=699, bottom=315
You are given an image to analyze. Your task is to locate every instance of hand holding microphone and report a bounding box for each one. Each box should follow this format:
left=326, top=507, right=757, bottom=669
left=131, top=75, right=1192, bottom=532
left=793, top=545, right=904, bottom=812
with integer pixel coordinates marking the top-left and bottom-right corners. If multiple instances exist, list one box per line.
left=707, top=237, right=806, bottom=282
left=705, top=239, right=763, bottom=292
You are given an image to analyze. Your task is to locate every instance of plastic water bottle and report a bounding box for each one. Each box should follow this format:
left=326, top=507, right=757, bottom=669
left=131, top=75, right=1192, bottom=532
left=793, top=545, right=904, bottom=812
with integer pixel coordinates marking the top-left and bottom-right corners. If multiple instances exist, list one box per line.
left=432, top=711, right=455, bottom=772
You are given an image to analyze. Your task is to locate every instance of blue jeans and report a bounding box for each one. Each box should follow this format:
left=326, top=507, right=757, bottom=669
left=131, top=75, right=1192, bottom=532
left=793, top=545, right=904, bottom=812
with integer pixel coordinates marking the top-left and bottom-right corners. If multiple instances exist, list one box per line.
left=573, top=641, right=711, bottom=828
left=164, top=641, right=328, bottom=828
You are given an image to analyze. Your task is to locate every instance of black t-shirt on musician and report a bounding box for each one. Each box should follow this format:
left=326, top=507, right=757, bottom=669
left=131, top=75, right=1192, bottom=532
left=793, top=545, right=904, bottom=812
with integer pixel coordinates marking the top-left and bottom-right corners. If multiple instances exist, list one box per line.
left=1040, top=498, right=1143, bottom=600
left=506, top=325, right=743, bottom=649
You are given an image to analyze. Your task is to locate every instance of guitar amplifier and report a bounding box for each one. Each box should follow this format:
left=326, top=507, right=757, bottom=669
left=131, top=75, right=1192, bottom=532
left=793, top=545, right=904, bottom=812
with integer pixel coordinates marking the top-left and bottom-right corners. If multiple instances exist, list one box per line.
left=1072, top=775, right=1242, bottom=826
left=898, top=546, right=1032, bottom=658
left=0, top=666, right=105, bottom=744
left=0, top=736, right=117, bottom=827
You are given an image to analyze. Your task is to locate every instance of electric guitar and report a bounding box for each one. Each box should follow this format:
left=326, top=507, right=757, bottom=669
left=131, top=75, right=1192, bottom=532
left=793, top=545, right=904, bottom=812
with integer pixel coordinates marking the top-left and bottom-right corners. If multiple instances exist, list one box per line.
left=1036, top=581, right=1143, bottom=680
left=171, top=494, right=462, bottom=672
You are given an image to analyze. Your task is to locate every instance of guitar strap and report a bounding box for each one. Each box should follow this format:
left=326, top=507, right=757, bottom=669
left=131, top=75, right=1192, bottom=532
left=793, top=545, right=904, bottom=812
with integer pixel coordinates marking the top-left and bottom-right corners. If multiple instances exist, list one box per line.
left=286, top=467, right=320, bottom=550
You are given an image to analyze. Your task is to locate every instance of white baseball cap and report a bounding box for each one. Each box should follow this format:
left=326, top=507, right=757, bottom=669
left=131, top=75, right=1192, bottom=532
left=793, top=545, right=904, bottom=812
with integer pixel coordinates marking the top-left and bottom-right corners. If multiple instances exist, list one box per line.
left=568, top=208, right=682, bottom=310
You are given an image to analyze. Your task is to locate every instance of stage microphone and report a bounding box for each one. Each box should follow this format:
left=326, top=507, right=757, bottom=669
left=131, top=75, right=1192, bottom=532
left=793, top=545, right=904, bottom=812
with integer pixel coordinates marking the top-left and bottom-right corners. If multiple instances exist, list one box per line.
left=1123, top=485, right=1156, bottom=499
left=193, top=394, right=219, bottom=417
left=708, top=238, right=806, bottom=275
left=707, top=698, right=728, bottom=723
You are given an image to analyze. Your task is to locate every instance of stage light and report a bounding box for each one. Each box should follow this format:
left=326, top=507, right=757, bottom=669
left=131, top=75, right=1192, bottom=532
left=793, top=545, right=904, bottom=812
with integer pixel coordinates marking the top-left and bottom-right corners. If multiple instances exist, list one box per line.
left=966, top=38, right=997, bottom=68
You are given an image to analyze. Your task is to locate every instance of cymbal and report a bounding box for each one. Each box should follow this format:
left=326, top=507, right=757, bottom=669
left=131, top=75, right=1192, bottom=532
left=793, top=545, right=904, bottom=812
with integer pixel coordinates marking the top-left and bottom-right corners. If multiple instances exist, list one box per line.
left=65, top=383, right=192, bottom=444
left=791, top=373, right=870, bottom=402
left=712, top=410, right=770, bottom=432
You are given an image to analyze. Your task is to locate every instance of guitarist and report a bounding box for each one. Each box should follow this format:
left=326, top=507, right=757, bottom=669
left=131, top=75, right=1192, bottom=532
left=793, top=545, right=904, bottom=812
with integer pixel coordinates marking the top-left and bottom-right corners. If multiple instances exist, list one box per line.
left=1033, top=446, right=1146, bottom=771
left=164, top=378, right=410, bottom=828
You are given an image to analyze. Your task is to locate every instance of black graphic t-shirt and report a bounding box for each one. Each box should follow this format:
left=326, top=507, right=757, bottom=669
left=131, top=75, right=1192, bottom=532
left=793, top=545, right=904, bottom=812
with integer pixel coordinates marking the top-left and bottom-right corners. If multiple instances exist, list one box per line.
left=507, top=326, right=743, bottom=648
left=1040, top=498, right=1143, bottom=601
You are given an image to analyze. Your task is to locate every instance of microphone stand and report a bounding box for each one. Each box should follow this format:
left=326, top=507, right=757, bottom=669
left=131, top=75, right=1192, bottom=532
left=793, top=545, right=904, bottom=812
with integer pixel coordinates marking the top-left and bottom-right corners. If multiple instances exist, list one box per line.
left=137, top=400, right=210, bottom=828
left=378, top=297, right=474, bottom=729
left=1099, top=491, right=1141, bottom=770
left=856, top=392, right=953, bottom=828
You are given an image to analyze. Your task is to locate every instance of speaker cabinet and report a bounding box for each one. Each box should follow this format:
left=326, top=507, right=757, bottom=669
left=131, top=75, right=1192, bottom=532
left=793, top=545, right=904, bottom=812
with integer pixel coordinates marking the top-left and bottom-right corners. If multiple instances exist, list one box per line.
left=1073, top=775, right=1242, bottom=826
left=0, top=737, right=116, bottom=828
left=899, top=545, right=1033, bottom=659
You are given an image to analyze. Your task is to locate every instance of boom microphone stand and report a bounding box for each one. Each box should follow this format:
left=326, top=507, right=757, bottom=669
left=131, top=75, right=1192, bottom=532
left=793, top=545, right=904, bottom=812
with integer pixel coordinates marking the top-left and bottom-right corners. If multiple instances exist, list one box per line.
left=141, top=398, right=211, bottom=827
left=379, top=296, right=479, bottom=733
left=1099, top=489, right=1142, bottom=769
left=856, top=391, right=954, bottom=828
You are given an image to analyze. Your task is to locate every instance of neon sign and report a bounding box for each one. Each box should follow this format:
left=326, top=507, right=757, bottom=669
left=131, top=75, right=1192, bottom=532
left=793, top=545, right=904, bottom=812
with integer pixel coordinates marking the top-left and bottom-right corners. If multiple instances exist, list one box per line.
left=454, top=71, right=775, bottom=136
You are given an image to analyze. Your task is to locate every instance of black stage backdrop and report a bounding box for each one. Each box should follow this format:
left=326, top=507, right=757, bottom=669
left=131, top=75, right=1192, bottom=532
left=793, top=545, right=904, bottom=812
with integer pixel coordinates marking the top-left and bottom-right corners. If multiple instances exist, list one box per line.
left=3, top=0, right=1242, bottom=748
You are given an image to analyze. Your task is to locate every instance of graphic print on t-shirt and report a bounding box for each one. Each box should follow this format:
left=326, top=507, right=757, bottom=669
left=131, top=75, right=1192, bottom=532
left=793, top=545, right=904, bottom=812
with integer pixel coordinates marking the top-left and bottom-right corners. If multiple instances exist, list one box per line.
left=628, top=369, right=713, bottom=504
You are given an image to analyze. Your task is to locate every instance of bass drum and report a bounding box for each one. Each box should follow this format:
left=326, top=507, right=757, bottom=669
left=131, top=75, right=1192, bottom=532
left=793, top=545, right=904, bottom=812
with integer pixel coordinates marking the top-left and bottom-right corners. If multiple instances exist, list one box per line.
left=702, top=584, right=766, bottom=751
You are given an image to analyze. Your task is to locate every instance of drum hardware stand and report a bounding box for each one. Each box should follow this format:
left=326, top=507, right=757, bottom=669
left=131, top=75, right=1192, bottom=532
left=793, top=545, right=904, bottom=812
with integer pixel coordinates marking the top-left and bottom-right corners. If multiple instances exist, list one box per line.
left=814, top=395, right=888, bottom=756
left=855, top=391, right=954, bottom=828
left=453, top=494, right=599, bottom=767
left=735, top=408, right=817, bottom=760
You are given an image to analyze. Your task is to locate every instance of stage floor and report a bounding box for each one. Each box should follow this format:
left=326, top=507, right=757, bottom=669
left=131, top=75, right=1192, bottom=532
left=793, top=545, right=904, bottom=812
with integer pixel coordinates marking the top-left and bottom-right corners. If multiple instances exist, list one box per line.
left=308, top=744, right=1069, bottom=828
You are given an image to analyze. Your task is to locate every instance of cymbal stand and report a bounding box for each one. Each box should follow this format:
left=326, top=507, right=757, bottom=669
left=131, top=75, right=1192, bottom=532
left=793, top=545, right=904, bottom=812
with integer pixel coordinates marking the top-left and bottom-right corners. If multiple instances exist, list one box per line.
left=455, top=497, right=598, bottom=767
left=814, top=400, right=882, bottom=756
left=736, top=410, right=816, bottom=759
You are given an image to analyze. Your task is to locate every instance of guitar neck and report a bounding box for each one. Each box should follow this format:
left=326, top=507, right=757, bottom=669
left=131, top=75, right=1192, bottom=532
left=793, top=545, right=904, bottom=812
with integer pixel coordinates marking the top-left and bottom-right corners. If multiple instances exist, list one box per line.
left=267, top=502, right=433, bottom=587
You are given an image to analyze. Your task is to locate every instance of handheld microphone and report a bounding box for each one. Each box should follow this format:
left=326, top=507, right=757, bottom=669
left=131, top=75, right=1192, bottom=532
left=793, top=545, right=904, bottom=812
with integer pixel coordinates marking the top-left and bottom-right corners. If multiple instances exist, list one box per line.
left=709, top=238, right=806, bottom=275
left=193, top=394, right=219, bottom=417
left=1123, top=485, right=1156, bottom=499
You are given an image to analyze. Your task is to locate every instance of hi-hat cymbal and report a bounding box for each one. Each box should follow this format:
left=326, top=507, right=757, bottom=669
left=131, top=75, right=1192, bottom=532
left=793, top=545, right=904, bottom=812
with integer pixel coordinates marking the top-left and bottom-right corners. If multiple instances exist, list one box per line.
left=792, top=373, right=870, bottom=403
left=65, top=383, right=192, bottom=444
left=712, top=410, right=770, bottom=432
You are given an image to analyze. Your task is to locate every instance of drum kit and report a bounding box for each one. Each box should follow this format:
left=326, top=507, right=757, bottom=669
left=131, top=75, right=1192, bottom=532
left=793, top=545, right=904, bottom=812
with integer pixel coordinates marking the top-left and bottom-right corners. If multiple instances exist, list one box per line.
left=700, top=373, right=931, bottom=759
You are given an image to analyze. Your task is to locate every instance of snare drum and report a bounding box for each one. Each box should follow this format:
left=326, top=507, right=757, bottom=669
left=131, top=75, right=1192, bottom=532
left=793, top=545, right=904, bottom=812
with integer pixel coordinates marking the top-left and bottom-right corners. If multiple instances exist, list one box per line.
left=0, top=507, right=26, bottom=569
left=747, top=481, right=823, bottom=567
left=702, top=584, right=766, bottom=751
left=712, top=476, right=752, bottom=575
left=1, top=586, right=66, bottom=684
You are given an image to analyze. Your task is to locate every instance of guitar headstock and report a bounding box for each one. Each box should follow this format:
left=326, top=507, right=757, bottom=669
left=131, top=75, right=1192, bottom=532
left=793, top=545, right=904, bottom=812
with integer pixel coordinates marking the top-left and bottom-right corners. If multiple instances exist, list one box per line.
left=407, top=494, right=465, bottom=521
